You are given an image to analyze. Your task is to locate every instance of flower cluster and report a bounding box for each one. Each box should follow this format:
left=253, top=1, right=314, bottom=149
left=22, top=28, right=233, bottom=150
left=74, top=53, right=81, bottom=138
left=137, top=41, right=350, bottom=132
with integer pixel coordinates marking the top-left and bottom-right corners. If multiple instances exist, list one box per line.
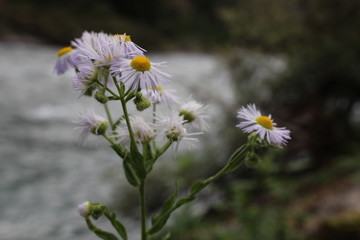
left=55, top=31, right=209, bottom=149
left=55, top=30, right=292, bottom=240
left=55, top=31, right=171, bottom=96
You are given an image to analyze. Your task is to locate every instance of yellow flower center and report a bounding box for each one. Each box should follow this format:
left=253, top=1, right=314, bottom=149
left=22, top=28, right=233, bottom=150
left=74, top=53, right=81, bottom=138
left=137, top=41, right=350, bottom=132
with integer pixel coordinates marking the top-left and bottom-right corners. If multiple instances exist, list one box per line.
left=130, top=56, right=151, bottom=72
left=57, top=46, right=73, bottom=57
left=255, top=116, right=273, bottom=130
left=114, top=34, right=131, bottom=42
left=156, top=86, right=164, bottom=92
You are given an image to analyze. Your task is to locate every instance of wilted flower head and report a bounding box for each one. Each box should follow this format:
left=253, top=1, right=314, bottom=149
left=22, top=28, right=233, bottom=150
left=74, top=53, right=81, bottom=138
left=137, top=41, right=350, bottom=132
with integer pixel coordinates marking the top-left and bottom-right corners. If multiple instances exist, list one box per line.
left=75, top=109, right=108, bottom=144
left=156, top=114, right=202, bottom=149
left=110, top=56, right=170, bottom=92
left=236, top=104, right=291, bottom=146
left=116, top=116, right=155, bottom=144
left=179, top=100, right=209, bottom=131
left=141, top=86, right=180, bottom=107
left=54, top=46, right=76, bottom=75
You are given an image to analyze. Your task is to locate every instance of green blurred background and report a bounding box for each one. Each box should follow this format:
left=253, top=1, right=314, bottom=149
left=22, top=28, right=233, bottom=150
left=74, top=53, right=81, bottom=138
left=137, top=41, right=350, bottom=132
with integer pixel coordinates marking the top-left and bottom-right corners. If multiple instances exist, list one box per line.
left=1, top=0, right=360, bottom=239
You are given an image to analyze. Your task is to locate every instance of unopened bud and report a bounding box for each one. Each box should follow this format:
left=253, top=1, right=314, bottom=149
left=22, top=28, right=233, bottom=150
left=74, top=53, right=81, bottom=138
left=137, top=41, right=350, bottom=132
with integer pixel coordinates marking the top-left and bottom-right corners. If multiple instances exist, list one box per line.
left=90, top=121, right=108, bottom=135
left=94, top=91, right=108, bottom=104
left=134, top=92, right=151, bottom=111
left=245, top=151, right=260, bottom=168
left=179, top=110, right=196, bottom=123
left=77, top=201, right=92, bottom=218
left=90, top=203, right=106, bottom=220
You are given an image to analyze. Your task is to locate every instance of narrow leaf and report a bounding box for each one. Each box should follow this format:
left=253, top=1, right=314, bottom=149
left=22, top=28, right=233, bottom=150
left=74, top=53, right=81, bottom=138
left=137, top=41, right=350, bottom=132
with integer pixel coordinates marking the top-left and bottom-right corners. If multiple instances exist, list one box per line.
left=130, top=143, right=147, bottom=179
left=190, top=181, right=206, bottom=195
left=123, top=160, right=140, bottom=187
left=93, top=229, right=119, bottom=240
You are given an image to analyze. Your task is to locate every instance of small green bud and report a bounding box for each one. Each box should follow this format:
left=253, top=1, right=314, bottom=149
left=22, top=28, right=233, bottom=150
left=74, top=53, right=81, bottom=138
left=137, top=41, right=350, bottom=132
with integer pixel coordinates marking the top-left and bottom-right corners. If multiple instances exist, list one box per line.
left=134, top=92, right=151, bottom=111
left=94, top=91, right=108, bottom=104
left=77, top=201, right=93, bottom=218
left=90, top=203, right=106, bottom=220
left=179, top=110, right=196, bottom=123
left=166, top=132, right=182, bottom=142
left=245, top=151, right=260, bottom=168
left=90, top=121, right=108, bottom=135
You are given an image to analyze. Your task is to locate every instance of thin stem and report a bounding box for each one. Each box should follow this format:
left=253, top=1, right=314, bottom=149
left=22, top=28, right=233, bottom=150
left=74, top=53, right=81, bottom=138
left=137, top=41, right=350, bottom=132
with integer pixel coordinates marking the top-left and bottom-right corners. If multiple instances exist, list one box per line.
left=111, top=77, right=139, bottom=153
left=103, top=134, right=117, bottom=146
left=139, top=181, right=147, bottom=240
left=95, top=80, right=119, bottom=98
left=152, top=104, right=157, bottom=150
left=104, top=103, right=114, bottom=129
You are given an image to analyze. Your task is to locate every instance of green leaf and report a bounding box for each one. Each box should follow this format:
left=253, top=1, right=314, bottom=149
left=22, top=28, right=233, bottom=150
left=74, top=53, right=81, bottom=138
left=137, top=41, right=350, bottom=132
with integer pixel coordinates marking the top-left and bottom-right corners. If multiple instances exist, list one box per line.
left=105, top=211, right=128, bottom=240
left=93, top=229, right=119, bottom=240
left=175, top=196, right=196, bottom=208
left=123, top=160, right=140, bottom=187
left=149, top=184, right=178, bottom=234
left=130, top=143, right=147, bottom=179
left=86, top=218, right=119, bottom=240
left=148, top=213, right=171, bottom=234
left=190, top=181, right=206, bottom=195
left=111, top=145, right=127, bottom=159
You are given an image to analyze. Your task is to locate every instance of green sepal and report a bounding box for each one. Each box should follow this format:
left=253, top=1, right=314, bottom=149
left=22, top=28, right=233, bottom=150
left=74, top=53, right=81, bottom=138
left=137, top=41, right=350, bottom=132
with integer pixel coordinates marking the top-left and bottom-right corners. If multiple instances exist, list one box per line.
left=149, top=184, right=178, bottom=234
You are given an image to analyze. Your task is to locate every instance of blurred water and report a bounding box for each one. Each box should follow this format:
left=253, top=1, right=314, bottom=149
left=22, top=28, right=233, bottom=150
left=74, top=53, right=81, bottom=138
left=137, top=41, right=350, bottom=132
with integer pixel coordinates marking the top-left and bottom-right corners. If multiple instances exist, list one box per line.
left=0, top=42, right=234, bottom=240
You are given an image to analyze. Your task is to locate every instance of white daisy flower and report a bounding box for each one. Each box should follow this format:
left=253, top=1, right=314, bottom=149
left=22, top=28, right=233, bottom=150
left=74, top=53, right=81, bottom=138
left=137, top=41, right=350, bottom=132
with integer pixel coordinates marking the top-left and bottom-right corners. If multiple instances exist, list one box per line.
left=54, top=46, right=76, bottom=75
left=116, top=116, right=155, bottom=144
left=179, top=100, right=209, bottom=131
left=75, top=109, right=108, bottom=144
left=156, top=114, right=202, bottom=149
left=110, top=56, right=171, bottom=92
left=113, top=34, right=146, bottom=57
left=236, top=104, right=291, bottom=146
left=141, top=86, right=180, bottom=107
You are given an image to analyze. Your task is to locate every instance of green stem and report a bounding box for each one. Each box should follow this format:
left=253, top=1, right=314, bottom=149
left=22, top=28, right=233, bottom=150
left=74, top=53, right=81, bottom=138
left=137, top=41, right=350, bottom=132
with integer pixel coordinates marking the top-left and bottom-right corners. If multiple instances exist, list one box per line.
left=104, top=103, right=114, bottom=130
left=154, top=141, right=172, bottom=159
left=103, top=134, right=117, bottom=146
left=152, top=104, right=157, bottom=150
left=95, top=80, right=119, bottom=98
left=111, top=77, right=140, bottom=153
left=139, top=181, right=147, bottom=240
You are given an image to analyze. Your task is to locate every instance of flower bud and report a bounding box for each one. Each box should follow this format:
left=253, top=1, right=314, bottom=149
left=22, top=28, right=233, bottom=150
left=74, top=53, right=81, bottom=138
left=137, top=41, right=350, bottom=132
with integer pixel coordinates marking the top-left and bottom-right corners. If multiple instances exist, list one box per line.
left=245, top=151, right=260, bottom=168
left=90, top=121, right=108, bottom=136
left=179, top=110, right=196, bottom=123
left=90, top=203, right=106, bottom=220
left=134, top=92, right=151, bottom=111
left=94, top=91, right=108, bottom=104
left=77, top=201, right=92, bottom=218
